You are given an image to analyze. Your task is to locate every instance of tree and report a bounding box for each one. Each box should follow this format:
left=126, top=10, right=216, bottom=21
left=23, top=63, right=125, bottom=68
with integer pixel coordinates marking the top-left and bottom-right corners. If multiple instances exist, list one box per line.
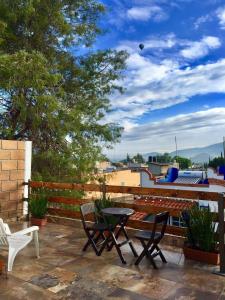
left=133, top=153, right=145, bottom=164
left=174, top=156, right=191, bottom=170
left=208, top=156, right=225, bottom=170
left=126, top=154, right=132, bottom=163
left=0, top=0, right=128, bottom=181
left=156, top=153, right=172, bottom=163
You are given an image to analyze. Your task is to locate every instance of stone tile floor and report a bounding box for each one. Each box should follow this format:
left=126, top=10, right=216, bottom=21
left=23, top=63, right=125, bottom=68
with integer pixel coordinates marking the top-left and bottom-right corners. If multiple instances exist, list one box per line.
left=0, top=221, right=225, bottom=299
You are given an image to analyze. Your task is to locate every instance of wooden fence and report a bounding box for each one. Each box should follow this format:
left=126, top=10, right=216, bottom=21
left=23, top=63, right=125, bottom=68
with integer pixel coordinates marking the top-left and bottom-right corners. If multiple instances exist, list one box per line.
left=27, top=181, right=225, bottom=274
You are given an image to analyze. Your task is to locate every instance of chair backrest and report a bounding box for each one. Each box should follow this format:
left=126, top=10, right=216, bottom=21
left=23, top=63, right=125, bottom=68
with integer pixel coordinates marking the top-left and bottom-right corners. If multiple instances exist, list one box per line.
left=151, top=211, right=169, bottom=241
left=80, top=203, right=96, bottom=229
left=0, top=218, right=10, bottom=246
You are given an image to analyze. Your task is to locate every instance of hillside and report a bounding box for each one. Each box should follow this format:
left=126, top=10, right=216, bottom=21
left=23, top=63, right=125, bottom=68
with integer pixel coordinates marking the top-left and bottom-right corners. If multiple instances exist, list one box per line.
left=143, top=142, right=224, bottom=163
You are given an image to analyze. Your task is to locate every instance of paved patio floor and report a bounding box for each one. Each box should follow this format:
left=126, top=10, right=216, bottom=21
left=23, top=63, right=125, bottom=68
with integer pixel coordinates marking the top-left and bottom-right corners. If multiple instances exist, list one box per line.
left=0, top=221, right=225, bottom=300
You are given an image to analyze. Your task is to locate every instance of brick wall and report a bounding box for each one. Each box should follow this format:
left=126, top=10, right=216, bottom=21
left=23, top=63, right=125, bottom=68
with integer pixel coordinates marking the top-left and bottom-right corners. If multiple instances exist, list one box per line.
left=0, top=140, right=26, bottom=221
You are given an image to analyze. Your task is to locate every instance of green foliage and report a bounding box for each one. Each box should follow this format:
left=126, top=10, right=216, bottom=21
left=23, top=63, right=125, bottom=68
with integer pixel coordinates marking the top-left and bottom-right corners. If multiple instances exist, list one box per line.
left=126, top=154, right=132, bottom=163
left=0, top=0, right=128, bottom=182
left=182, top=205, right=217, bottom=252
left=208, top=156, right=225, bottom=170
left=156, top=153, right=172, bottom=163
left=29, top=190, right=48, bottom=219
left=173, top=156, right=191, bottom=169
left=133, top=153, right=145, bottom=164
left=122, top=153, right=145, bottom=164
left=94, top=196, right=117, bottom=226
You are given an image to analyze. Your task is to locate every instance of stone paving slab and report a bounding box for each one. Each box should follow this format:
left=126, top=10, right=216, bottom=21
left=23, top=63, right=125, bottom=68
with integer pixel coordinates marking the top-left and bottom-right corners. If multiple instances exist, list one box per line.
left=0, top=222, right=225, bottom=300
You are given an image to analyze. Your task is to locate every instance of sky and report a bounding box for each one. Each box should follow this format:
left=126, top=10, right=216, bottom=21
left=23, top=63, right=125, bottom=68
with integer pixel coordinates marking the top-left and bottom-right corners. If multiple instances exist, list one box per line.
left=96, top=0, right=225, bottom=159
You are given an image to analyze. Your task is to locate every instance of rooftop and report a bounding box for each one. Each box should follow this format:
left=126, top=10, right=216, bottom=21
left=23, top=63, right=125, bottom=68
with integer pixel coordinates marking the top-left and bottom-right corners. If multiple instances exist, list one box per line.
left=0, top=221, right=224, bottom=300
left=134, top=198, right=195, bottom=211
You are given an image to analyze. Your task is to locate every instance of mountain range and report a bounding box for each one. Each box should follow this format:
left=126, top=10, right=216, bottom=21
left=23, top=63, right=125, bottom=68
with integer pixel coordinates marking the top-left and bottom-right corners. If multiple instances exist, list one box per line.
left=143, top=142, right=224, bottom=163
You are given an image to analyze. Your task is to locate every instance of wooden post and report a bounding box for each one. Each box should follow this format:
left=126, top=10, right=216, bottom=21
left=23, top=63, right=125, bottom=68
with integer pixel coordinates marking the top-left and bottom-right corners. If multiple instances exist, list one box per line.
left=214, top=193, right=225, bottom=276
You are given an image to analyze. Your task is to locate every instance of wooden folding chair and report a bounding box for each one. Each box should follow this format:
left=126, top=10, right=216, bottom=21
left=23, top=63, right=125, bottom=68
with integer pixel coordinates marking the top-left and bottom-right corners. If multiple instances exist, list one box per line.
left=80, top=202, right=110, bottom=256
left=134, top=211, right=169, bottom=268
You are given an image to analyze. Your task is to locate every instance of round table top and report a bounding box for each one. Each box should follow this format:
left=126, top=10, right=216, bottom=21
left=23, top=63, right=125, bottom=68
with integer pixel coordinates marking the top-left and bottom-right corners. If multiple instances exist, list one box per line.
left=101, top=207, right=134, bottom=216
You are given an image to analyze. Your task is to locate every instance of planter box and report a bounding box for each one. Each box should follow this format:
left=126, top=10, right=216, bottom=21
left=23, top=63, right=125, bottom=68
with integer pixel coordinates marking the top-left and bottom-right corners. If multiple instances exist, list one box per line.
left=31, top=217, right=47, bottom=227
left=183, top=246, right=219, bottom=265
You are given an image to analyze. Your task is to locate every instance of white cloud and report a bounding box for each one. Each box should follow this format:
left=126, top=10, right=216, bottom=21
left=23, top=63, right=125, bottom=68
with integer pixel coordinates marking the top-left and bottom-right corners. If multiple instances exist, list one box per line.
left=106, top=33, right=225, bottom=157
left=127, top=5, right=168, bottom=22
left=108, top=52, right=225, bottom=130
left=194, top=14, right=212, bottom=29
left=180, top=36, right=221, bottom=59
left=217, top=6, right=225, bottom=29
left=106, top=108, right=225, bottom=157
left=117, top=34, right=177, bottom=53
left=117, top=34, right=221, bottom=62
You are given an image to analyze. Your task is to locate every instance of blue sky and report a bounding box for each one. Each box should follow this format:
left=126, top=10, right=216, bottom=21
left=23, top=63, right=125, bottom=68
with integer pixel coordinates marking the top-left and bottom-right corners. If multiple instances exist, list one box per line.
left=96, top=0, right=225, bottom=158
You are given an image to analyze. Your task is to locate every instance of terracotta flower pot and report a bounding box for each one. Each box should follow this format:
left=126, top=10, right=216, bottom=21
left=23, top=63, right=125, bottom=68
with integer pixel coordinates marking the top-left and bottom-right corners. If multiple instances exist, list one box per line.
left=183, top=246, right=219, bottom=265
left=31, top=217, right=47, bottom=227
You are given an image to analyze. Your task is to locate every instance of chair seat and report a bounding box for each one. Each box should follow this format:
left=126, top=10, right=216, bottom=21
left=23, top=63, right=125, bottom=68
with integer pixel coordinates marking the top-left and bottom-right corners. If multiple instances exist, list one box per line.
left=7, top=235, right=32, bottom=248
left=135, top=230, right=161, bottom=241
left=87, top=223, right=113, bottom=231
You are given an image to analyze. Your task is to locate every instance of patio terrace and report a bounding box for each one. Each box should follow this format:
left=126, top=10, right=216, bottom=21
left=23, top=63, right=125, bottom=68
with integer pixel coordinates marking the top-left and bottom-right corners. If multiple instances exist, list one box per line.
left=0, top=220, right=225, bottom=300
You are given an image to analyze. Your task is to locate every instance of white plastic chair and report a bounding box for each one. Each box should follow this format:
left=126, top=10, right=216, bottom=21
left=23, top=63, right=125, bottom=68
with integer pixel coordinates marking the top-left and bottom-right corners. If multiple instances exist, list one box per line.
left=0, top=218, right=39, bottom=271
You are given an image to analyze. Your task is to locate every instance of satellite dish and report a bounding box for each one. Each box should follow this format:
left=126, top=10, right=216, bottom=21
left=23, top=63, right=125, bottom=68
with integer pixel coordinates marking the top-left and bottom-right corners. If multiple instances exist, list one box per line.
left=139, top=43, right=144, bottom=50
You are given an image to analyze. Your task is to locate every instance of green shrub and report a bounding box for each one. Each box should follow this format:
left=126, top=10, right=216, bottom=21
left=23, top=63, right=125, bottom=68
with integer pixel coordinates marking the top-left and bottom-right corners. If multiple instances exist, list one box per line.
left=29, top=191, right=48, bottom=219
left=182, top=205, right=217, bottom=252
left=94, top=196, right=117, bottom=226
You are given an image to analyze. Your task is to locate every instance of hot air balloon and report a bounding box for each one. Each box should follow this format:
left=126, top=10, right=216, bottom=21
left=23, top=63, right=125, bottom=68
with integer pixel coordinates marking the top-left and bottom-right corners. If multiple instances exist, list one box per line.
left=139, top=43, right=144, bottom=50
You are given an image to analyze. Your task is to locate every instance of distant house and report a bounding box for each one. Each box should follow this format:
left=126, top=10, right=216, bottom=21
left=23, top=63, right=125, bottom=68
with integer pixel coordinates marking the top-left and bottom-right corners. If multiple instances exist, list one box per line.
left=95, top=161, right=112, bottom=173
left=127, top=162, right=148, bottom=169
left=88, top=169, right=141, bottom=199
left=148, top=162, right=179, bottom=176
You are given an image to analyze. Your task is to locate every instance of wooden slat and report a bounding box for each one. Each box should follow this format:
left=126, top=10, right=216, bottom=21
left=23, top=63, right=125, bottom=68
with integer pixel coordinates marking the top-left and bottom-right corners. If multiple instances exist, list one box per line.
left=127, top=219, right=186, bottom=237
left=114, top=201, right=183, bottom=217
left=47, top=207, right=185, bottom=236
left=29, top=181, right=221, bottom=202
left=48, top=197, right=90, bottom=205
left=48, top=208, right=81, bottom=219
left=47, top=196, right=195, bottom=218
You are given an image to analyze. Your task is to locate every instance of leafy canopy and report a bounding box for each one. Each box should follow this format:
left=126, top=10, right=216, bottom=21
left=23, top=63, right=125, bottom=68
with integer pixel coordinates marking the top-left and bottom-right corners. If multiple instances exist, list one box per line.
left=0, top=0, right=128, bottom=181
left=208, top=156, right=225, bottom=170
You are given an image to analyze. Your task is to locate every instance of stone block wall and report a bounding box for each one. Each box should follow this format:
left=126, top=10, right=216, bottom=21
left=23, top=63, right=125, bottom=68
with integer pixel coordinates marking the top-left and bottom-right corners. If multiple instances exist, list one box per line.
left=0, top=140, right=26, bottom=221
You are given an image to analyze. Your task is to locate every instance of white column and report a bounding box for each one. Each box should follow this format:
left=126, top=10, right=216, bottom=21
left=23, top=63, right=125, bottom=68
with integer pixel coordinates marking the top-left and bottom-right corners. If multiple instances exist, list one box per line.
left=23, top=141, right=32, bottom=215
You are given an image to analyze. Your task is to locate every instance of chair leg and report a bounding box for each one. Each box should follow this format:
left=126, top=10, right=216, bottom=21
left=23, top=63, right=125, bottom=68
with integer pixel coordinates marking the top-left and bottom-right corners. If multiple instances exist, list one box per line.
left=82, top=231, right=96, bottom=252
left=98, top=234, right=111, bottom=256
left=8, top=247, right=19, bottom=272
left=145, top=244, right=158, bottom=269
left=155, top=245, right=167, bottom=263
left=100, top=232, right=110, bottom=250
left=135, top=239, right=149, bottom=266
left=33, top=231, right=40, bottom=258
left=122, top=227, right=138, bottom=257
left=135, top=240, right=158, bottom=269
left=146, top=253, right=157, bottom=269
left=110, top=231, right=126, bottom=264
left=86, top=231, right=103, bottom=256
left=108, top=226, right=122, bottom=251
left=135, top=249, right=146, bottom=265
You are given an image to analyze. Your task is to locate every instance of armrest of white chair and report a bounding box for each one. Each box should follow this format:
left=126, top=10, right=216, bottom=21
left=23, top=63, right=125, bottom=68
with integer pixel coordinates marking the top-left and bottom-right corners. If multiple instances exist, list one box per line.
left=11, top=226, right=39, bottom=236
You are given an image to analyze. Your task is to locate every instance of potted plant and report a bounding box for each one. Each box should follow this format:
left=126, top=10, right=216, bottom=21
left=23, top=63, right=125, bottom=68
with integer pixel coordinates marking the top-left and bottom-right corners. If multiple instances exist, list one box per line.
left=94, top=195, right=118, bottom=226
left=182, top=205, right=219, bottom=265
left=29, top=190, right=48, bottom=226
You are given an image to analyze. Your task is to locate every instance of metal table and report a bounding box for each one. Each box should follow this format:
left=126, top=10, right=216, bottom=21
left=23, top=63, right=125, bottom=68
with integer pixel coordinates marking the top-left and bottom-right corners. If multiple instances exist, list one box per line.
left=101, top=207, right=138, bottom=264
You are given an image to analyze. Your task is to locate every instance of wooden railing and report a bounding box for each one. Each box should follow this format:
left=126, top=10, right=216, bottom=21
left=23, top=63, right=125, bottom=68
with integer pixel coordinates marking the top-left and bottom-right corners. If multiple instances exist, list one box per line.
left=28, top=181, right=221, bottom=236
